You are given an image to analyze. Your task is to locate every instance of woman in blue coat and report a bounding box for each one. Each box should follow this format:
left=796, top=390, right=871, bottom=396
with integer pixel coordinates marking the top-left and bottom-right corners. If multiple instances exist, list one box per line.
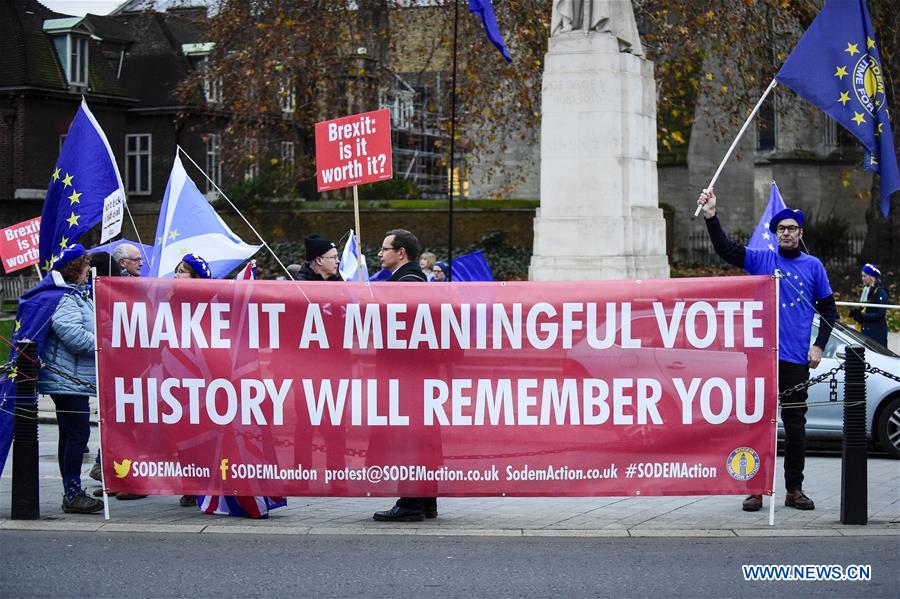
left=37, top=246, right=103, bottom=514
left=850, top=263, right=889, bottom=347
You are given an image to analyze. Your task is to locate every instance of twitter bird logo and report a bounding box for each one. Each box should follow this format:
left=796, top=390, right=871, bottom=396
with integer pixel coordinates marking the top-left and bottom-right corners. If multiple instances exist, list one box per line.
left=113, top=459, right=132, bottom=478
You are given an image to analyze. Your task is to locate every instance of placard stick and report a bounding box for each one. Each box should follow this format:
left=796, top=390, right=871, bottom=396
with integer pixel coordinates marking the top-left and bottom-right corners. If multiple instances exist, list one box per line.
left=352, top=185, right=363, bottom=273
left=693, top=79, right=778, bottom=217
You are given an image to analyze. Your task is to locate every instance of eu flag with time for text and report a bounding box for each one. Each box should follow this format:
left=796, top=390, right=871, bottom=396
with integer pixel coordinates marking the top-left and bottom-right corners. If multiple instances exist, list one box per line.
left=775, top=0, right=899, bottom=217
left=39, top=100, right=125, bottom=272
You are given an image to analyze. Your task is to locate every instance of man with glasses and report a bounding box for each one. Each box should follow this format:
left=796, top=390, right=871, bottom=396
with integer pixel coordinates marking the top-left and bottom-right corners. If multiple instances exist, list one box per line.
left=113, top=243, right=143, bottom=277
left=372, top=229, right=437, bottom=522
left=294, top=235, right=342, bottom=281
left=697, top=188, right=836, bottom=513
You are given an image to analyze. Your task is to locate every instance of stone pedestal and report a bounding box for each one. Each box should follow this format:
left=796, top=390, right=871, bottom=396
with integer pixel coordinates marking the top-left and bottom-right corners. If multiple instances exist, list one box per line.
left=530, top=32, right=669, bottom=281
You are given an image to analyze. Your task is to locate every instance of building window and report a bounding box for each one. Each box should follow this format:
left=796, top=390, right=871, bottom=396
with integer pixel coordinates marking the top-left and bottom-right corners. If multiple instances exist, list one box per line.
left=125, top=134, right=151, bottom=194
left=281, top=141, right=295, bottom=173
left=205, top=134, right=222, bottom=192
left=756, top=93, right=777, bottom=151
left=279, top=77, right=295, bottom=115
left=244, top=138, right=259, bottom=181
left=52, top=34, right=89, bottom=86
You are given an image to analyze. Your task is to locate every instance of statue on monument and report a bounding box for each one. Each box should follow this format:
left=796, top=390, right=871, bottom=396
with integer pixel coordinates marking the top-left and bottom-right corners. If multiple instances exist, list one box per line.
left=550, top=0, right=643, bottom=55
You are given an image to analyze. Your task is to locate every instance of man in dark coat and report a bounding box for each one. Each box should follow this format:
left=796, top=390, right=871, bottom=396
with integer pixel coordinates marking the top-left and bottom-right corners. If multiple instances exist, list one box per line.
left=372, top=229, right=438, bottom=522
left=850, top=263, right=889, bottom=347
left=294, top=235, right=342, bottom=281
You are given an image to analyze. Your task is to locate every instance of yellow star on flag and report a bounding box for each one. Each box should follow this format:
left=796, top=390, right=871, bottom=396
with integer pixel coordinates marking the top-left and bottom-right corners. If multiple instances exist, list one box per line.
left=59, top=236, right=69, bottom=249
left=8, top=366, right=17, bottom=381
left=178, top=247, right=189, bottom=256
left=66, top=211, right=80, bottom=227
left=62, top=173, right=73, bottom=188
left=14, top=320, right=21, bottom=332
left=41, top=258, right=53, bottom=272
left=51, top=167, right=61, bottom=182
left=844, top=42, right=859, bottom=56
left=68, top=190, right=82, bottom=205
left=852, top=112, right=866, bottom=126
left=157, top=235, right=166, bottom=245
left=878, top=123, right=884, bottom=135
left=169, top=229, right=180, bottom=241
left=867, top=37, right=875, bottom=49
left=834, top=66, right=848, bottom=79
left=870, top=156, right=878, bottom=166
left=838, top=91, right=850, bottom=106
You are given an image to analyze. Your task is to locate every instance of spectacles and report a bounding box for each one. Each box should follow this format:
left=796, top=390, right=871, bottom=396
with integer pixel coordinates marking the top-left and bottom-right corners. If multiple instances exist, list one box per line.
left=321, top=255, right=340, bottom=262
left=380, top=247, right=396, bottom=253
left=776, top=225, right=800, bottom=233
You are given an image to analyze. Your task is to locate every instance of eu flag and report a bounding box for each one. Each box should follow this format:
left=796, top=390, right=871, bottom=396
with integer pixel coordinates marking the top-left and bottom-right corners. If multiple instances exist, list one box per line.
left=775, top=0, right=899, bottom=217
left=747, top=182, right=788, bottom=253
left=468, top=0, right=512, bottom=64
left=39, top=100, right=126, bottom=272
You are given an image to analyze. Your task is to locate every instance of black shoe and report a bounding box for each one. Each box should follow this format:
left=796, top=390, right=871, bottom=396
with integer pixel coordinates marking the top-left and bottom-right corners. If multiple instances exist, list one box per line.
left=425, top=508, right=438, bottom=519
left=62, top=491, right=104, bottom=514
left=93, top=488, right=117, bottom=497
left=785, top=490, right=815, bottom=510
left=742, top=494, right=763, bottom=512
left=373, top=506, right=425, bottom=522
left=89, top=463, right=102, bottom=482
left=179, top=495, right=196, bottom=507
left=115, top=493, right=148, bottom=500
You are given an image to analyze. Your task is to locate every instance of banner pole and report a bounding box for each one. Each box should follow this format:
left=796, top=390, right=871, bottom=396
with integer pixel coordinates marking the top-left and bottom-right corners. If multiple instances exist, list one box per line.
left=91, top=268, right=110, bottom=520
left=693, top=79, right=778, bottom=218
left=352, top=185, right=363, bottom=277
left=769, top=272, right=780, bottom=527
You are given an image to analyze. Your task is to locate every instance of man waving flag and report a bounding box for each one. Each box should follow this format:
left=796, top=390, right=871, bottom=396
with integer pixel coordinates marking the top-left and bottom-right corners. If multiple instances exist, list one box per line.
left=775, top=0, right=899, bottom=216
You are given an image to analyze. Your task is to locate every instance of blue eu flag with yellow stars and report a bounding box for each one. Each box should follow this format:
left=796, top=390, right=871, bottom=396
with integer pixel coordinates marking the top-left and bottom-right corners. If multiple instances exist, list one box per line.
left=775, top=0, right=899, bottom=217
left=39, top=100, right=125, bottom=272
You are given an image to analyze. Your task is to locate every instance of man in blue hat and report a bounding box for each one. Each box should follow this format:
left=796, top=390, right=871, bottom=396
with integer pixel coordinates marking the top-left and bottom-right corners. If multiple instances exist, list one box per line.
left=850, top=263, right=889, bottom=347
left=698, top=189, right=837, bottom=513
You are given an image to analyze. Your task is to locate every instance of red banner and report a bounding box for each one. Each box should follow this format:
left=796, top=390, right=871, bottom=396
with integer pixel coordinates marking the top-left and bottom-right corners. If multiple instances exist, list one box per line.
left=96, top=276, right=777, bottom=498
left=0, top=216, right=40, bottom=273
left=315, top=108, right=392, bottom=192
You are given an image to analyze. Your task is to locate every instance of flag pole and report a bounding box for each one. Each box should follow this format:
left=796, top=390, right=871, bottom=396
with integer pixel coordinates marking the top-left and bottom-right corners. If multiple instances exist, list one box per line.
left=176, top=145, right=292, bottom=278
left=693, top=79, right=778, bottom=217
left=352, top=185, right=363, bottom=278
left=446, top=0, right=460, bottom=281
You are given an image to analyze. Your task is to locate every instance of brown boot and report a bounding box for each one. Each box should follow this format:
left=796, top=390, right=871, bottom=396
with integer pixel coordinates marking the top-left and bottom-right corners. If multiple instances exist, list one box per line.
left=742, top=494, right=763, bottom=511
left=785, top=490, right=815, bottom=510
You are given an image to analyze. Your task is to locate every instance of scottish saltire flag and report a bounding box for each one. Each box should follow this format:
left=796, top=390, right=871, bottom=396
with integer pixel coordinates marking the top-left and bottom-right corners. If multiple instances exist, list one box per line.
left=468, top=0, right=512, bottom=64
left=0, top=273, right=76, bottom=473
left=39, top=100, right=126, bottom=272
left=235, top=260, right=256, bottom=280
left=448, top=250, right=494, bottom=281
left=775, top=0, right=899, bottom=216
left=148, top=155, right=261, bottom=279
left=339, top=230, right=369, bottom=282
left=747, top=183, right=788, bottom=253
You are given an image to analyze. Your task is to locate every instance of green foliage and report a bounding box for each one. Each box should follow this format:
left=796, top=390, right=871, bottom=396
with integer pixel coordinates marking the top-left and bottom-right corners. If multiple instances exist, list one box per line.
left=223, top=163, right=298, bottom=208
left=0, top=318, right=14, bottom=343
left=358, top=178, right=420, bottom=200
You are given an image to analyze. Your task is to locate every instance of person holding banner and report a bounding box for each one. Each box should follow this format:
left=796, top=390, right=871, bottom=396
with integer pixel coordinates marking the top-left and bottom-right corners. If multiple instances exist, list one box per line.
left=373, top=229, right=439, bottom=522
left=697, top=189, right=836, bottom=512
left=36, top=246, right=104, bottom=514
left=294, top=235, right=343, bottom=281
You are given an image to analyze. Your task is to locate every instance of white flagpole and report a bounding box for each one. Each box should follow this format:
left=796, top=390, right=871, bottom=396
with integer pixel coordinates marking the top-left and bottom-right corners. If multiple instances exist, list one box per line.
left=176, top=146, right=292, bottom=278
left=694, top=79, right=779, bottom=217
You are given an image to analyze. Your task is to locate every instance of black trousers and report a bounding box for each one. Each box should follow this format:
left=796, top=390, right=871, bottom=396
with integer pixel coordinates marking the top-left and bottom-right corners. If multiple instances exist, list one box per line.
left=779, top=361, right=810, bottom=492
left=396, top=497, right=437, bottom=512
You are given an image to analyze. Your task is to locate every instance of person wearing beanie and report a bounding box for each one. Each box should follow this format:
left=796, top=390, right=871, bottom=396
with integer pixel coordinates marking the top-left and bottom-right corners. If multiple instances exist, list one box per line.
left=294, top=235, right=342, bottom=281
left=432, top=260, right=449, bottom=282
left=175, top=253, right=212, bottom=279
left=698, top=189, right=836, bottom=513
left=850, top=263, right=889, bottom=347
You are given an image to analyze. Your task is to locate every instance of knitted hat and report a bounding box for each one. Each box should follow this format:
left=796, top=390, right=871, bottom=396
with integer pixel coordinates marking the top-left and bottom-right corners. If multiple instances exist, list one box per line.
left=304, top=235, right=336, bottom=260
left=434, top=260, right=450, bottom=276
left=769, top=208, right=805, bottom=233
left=53, top=244, right=87, bottom=270
left=181, top=253, right=212, bottom=279
left=861, top=263, right=881, bottom=278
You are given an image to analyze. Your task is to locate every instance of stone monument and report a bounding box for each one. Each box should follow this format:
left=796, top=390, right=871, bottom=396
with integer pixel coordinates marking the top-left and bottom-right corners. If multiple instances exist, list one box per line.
left=530, top=0, right=669, bottom=280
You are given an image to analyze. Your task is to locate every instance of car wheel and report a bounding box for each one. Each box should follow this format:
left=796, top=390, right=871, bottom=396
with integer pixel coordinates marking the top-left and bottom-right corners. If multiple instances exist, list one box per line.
left=875, top=395, right=900, bottom=459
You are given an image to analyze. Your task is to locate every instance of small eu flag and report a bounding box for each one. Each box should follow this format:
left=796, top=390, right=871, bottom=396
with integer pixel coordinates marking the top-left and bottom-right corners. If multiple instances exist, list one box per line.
left=775, top=0, right=899, bottom=216
left=468, top=0, right=512, bottom=64
left=39, top=100, right=126, bottom=272
left=747, top=182, right=788, bottom=253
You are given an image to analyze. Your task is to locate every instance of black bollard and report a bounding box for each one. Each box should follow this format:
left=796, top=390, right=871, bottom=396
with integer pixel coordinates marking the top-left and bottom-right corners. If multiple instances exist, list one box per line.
left=840, top=345, right=866, bottom=525
left=11, top=340, right=40, bottom=519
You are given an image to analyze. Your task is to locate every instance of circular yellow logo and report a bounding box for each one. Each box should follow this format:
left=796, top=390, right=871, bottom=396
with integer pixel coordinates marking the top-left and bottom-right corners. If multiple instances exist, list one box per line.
left=727, top=447, right=760, bottom=481
left=853, top=54, right=885, bottom=116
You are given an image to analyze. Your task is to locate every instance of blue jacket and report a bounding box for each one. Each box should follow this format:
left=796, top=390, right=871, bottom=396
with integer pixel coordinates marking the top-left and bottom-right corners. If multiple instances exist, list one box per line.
left=38, top=284, right=95, bottom=396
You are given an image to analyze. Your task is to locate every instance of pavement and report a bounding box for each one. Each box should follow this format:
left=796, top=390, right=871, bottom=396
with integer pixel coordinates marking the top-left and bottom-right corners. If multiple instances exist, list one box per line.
left=2, top=410, right=898, bottom=538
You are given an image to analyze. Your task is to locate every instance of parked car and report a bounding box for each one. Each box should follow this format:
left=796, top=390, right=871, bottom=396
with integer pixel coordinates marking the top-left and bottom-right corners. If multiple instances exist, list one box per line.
left=778, top=318, right=900, bottom=458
